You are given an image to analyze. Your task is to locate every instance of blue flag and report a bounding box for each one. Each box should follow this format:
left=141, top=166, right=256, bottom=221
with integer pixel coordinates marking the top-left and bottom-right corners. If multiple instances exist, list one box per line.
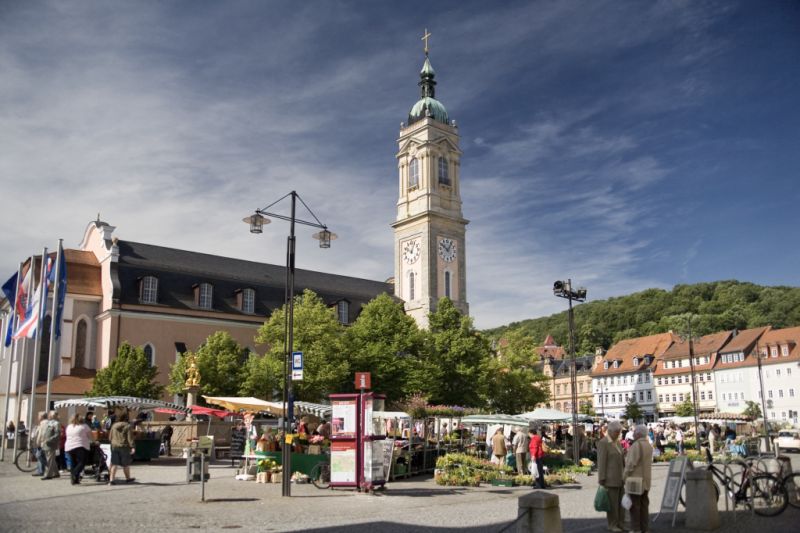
left=2, top=273, right=17, bottom=347
left=53, top=246, right=67, bottom=339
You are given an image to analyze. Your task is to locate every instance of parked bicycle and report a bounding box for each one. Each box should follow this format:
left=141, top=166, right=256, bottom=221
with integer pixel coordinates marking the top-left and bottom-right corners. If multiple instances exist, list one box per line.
left=309, top=461, right=330, bottom=489
left=14, top=445, right=38, bottom=473
left=678, top=448, right=787, bottom=517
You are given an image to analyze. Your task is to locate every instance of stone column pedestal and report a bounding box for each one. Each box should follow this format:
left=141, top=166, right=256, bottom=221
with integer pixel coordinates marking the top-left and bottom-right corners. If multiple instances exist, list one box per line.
left=184, top=385, right=199, bottom=417
left=517, top=491, right=562, bottom=533
left=685, top=469, right=721, bottom=530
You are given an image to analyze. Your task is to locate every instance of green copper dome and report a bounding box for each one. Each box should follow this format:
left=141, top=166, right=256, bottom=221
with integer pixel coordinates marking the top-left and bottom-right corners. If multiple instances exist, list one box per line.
left=408, top=56, right=450, bottom=125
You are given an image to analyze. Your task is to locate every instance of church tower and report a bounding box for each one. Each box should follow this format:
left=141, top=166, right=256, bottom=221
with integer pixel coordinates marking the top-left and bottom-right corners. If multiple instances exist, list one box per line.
left=392, top=36, right=469, bottom=328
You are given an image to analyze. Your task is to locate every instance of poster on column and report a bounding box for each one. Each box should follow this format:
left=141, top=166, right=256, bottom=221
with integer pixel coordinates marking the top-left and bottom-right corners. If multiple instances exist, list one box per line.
left=363, top=440, right=385, bottom=484
left=331, top=399, right=357, bottom=438
left=331, top=440, right=357, bottom=484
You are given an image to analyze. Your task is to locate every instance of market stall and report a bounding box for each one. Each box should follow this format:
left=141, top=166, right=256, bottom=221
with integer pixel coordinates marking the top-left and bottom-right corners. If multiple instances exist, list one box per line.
left=53, top=396, right=191, bottom=460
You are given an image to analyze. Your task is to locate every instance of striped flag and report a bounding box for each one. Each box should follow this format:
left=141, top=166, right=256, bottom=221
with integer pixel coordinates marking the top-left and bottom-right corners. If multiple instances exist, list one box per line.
left=1, top=272, right=17, bottom=347
left=13, top=257, right=53, bottom=340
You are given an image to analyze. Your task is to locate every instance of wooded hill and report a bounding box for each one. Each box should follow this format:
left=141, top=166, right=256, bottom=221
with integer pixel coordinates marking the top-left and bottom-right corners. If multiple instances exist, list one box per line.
left=484, top=281, right=800, bottom=353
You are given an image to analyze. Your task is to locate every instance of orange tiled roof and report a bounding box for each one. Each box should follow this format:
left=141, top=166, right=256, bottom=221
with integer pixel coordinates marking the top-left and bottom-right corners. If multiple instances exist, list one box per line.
left=591, top=332, right=677, bottom=376
left=536, top=333, right=566, bottom=359
left=719, top=326, right=770, bottom=354
left=660, top=330, right=732, bottom=359
left=756, top=326, right=800, bottom=366
left=30, top=368, right=95, bottom=395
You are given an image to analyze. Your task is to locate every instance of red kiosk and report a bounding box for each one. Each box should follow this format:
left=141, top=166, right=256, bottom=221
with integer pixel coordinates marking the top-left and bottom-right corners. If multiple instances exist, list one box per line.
left=329, top=373, right=387, bottom=491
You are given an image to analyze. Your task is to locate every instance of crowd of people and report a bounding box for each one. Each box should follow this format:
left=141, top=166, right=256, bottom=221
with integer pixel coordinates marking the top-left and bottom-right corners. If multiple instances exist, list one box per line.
left=25, top=409, right=139, bottom=486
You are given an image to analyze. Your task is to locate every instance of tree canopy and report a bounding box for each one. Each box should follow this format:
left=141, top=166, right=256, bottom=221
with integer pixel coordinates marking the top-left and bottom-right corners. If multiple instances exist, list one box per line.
left=486, top=281, right=800, bottom=352
left=88, top=342, right=164, bottom=398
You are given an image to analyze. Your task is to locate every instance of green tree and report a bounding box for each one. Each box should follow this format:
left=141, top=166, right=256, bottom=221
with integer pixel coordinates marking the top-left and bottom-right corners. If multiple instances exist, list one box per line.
left=167, top=331, right=249, bottom=399
left=239, top=351, right=283, bottom=399
left=623, top=398, right=644, bottom=422
left=253, top=289, right=348, bottom=401
left=482, top=357, right=550, bottom=414
left=425, top=298, right=492, bottom=406
left=675, top=397, right=696, bottom=417
left=88, top=342, right=164, bottom=398
left=498, top=329, right=538, bottom=367
left=345, top=293, right=432, bottom=401
left=743, top=400, right=762, bottom=420
left=579, top=401, right=596, bottom=417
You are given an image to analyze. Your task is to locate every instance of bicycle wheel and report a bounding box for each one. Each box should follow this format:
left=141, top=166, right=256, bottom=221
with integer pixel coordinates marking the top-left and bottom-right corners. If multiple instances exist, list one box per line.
left=311, top=462, right=330, bottom=489
left=15, top=449, right=38, bottom=473
left=748, top=474, right=788, bottom=517
left=783, top=472, right=800, bottom=509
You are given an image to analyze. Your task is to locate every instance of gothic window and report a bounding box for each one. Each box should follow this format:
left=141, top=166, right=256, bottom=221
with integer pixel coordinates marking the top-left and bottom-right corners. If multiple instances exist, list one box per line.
left=438, top=157, right=450, bottom=185
left=409, top=158, right=420, bottom=190
left=143, top=344, right=155, bottom=366
left=337, top=300, right=349, bottom=325
left=140, top=276, right=158, bottom=304
left=242, top=288, right=255, bottom=314
left=444, top=271, right=451, bottom=299
left=74, top=318, right=88, bottom=369
left=408, top=272, right=415, bottom=301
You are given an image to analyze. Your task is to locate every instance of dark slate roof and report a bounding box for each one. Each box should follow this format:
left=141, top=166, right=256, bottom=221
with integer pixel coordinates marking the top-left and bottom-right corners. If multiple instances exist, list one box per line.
left=116, top=240, right=393, bottom=323
left=552, top=355, right=595, bottom=376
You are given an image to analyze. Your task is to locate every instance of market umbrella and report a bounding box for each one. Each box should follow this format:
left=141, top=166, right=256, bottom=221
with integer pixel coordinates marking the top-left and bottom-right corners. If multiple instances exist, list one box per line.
left=54, top=396, right=190, bottom=414
left=202, top=396, right=283, bottom=414
left=460, top=414, right=530, bottom=427
left=518, top=408, right=574, bottom=422
left=191, top=405, right=234, bottom=435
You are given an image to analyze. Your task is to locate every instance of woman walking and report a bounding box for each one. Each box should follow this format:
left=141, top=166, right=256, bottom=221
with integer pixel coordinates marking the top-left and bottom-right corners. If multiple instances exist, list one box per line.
left=624, top=425, right=654, bottom=533
left=597, top=420, right=625, bottom=532
left=65, top=413, right=92, bottom=485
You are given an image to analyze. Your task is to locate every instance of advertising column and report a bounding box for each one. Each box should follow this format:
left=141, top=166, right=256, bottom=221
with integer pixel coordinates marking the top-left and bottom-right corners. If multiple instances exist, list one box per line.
left=329, top=393, right=359, bottom=488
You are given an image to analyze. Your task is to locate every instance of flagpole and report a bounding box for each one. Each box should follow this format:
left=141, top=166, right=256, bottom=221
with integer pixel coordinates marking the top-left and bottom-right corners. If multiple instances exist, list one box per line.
left=0, top=262, right=22, bottom=462
left=27, top=248, right=48, bottom=437
left=12, top=256, right=35, bottom=461
left=44, top=240, right=63, bottom=411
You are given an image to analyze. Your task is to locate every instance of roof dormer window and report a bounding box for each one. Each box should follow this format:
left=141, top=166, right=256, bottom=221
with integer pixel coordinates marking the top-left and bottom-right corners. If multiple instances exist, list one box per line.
left=632, top=357, right=639, bottom=367
left=195, top=282, right=213, bottom=310
left=603, top=361, right=609, bottom=370
left=613, top=360, right=619, bottom=369
left=140, top=275, right=158, bottom=304
left=337, top=300, right=349, bottom=325
left=237, top=288, right=255, bottom=314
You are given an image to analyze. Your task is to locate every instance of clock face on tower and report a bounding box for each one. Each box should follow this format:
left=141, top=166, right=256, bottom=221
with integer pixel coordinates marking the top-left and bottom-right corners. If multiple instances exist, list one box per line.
left=402, top=239, right=421, bottom=264
left=438, top=238, right=456, bottom=262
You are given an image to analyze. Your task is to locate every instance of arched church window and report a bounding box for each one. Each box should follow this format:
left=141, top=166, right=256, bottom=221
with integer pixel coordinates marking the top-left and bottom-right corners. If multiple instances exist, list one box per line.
left=408, top=272, right=415, bottom=301
left=143, top=344, right=155, bottom=366
left=74, top=318, right=87, bottom=369
left=438, top=157, right=450, bottom=185
left=408, top=158, right=419, bottom=190
left=444, top=271, right=451, bottom=299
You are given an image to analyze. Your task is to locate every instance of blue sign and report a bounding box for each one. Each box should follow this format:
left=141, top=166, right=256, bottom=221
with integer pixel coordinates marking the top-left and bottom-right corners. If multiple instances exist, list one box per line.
left=292, top=351, right=303, bottom=370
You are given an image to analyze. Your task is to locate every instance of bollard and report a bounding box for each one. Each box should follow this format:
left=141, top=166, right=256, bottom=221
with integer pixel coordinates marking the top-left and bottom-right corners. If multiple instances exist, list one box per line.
left=517, top=491, right=562, bottom=533
left=684, top=469, right=721, bottom=530
left=200, top=452, right=205, bottom=501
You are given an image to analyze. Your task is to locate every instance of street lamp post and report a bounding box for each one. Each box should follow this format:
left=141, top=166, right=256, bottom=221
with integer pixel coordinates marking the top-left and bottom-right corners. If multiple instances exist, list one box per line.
left=682, top=316, right=701, bottom=451
left=553, top=279, right=587, bottom=464
left=755, top=343, right=773, bottom=454
left=244, top=191, right=335, bottom=497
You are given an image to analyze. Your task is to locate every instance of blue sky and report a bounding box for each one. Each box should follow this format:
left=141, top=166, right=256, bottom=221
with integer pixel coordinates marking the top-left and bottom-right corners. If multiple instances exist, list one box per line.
left=1, top=1, right=798, bottom=329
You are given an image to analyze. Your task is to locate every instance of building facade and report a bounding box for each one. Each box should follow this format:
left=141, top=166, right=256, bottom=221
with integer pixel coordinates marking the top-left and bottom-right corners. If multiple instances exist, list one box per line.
left=754, top=327, right=800, bottom=423
left=713, top=326, right=769, bottom=414
left=392, top=52, right=469, bottom=327
left=591, top=332, right=677, bottom=421
left=652, top=331, right=731, bottom=417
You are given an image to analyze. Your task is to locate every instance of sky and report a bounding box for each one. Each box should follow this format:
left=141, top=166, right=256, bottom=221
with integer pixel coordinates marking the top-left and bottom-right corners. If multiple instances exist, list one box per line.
left=1, top=1, right=798, bottom=329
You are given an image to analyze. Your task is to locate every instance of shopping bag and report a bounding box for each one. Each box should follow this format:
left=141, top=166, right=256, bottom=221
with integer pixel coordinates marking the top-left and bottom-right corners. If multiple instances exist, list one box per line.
left=594, top=486, right=610, bottom=512
left=621, top=493, right=633, bottom=510
left=529, top=460, right=539, bottom=479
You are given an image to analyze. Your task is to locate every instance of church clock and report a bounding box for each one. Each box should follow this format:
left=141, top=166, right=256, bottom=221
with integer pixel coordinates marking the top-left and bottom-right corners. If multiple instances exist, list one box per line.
left=403, top=239, right=421, bottom=264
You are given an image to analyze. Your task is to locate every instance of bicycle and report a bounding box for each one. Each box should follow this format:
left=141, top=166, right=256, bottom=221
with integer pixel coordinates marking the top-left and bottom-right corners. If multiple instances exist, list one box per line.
left=14, top=446, right=39, bottom=473
left=678, top=448, right=787, bottom=516
left=309, top=461, right=330, bottom=489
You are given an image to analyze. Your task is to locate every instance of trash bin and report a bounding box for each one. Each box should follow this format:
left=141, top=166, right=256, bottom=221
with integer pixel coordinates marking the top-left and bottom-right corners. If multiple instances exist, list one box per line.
left=190, top=452, right=209, bottom=481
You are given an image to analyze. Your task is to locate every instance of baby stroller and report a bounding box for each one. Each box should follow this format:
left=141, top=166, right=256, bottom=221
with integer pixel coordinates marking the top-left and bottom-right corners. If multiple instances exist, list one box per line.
left=84, top=443, right=109, bottom=482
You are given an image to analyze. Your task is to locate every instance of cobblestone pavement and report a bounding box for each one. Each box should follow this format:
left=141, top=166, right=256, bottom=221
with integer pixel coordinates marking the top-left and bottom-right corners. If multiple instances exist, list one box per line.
left=0, top=453, right=797, bottom=532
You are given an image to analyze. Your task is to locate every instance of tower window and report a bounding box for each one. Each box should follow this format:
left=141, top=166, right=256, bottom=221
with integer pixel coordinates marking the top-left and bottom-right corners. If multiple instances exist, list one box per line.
left=198, top=283, right=213, bottom=309
left=438, top=157, right=450, bottom=186
left=337, top=300, right=349, bottom=325
left=408, top=272, right=415, bottom=301
left=242, top=288, right=255, bottom=314
left=444, top=271, right=451, bottom=299
left=409, top=158, right=420, bottom=190
left=140, top=276, right=158, bottom=304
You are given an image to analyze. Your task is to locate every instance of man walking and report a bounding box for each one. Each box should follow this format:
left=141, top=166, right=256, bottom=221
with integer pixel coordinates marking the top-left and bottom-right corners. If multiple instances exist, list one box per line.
left=109, top=412, right=136, bottom=485
left=597, top=420, right=625, bottom=532
left=41, top=411, right=61, bottom=480
left=31, top=412, right=48, bottom=476
left=512, top=427, right=530, bottom=475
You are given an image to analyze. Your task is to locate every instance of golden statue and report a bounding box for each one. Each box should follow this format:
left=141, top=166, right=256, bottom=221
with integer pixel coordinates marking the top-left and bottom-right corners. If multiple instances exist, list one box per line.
left=185, top=353, right=201, bottom=387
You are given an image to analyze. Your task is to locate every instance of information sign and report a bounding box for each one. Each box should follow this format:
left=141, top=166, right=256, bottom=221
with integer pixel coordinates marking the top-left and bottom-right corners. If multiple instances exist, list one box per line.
left=655, top=455, right=689, bottom=527
left=291, top=351, right=303, bottom=381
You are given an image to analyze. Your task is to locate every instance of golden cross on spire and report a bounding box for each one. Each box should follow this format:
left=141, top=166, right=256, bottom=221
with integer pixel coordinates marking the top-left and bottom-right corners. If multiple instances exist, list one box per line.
left=421, top=28, right=431, bottom=56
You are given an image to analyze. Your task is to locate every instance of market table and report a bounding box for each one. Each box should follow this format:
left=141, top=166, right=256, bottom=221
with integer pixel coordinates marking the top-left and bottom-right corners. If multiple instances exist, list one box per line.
left=247, top=451, right=327, bottom=476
